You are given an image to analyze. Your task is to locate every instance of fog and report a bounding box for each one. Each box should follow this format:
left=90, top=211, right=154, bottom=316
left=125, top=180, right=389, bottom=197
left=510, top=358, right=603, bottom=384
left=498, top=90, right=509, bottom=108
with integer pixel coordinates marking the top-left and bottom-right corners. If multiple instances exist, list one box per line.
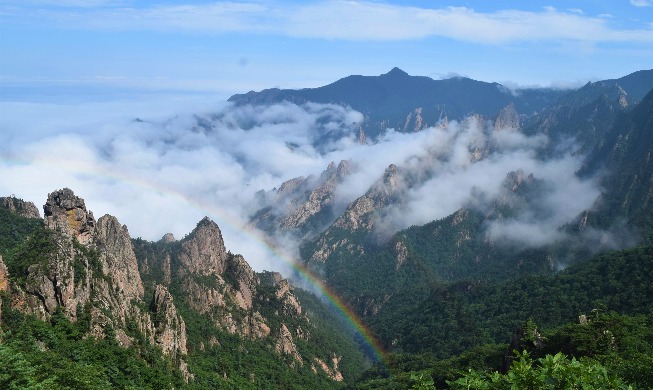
left=0, top=96, right=606, bottom=273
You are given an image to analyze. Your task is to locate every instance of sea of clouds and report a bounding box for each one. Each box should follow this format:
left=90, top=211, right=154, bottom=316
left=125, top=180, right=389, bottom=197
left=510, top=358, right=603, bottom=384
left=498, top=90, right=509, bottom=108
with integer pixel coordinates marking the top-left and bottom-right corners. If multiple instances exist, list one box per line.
left=0, top=96, right=610, bottom=273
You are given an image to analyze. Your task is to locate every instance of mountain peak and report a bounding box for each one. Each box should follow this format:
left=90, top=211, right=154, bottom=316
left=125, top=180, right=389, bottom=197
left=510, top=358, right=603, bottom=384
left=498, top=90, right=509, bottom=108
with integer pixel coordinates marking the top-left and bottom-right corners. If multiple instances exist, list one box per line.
left=383, top=67, right=409, bottom=78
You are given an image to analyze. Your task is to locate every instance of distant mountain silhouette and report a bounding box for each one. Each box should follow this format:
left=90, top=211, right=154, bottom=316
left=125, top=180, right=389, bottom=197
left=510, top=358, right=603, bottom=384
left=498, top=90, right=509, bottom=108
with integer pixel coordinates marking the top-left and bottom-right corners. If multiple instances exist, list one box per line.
left=229, top=68, right=565, bottom=138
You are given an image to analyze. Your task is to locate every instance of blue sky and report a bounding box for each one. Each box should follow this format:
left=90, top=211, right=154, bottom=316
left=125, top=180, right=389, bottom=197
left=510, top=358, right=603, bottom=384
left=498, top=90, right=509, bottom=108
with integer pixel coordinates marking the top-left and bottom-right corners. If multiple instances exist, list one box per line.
left=1, top=0, right=652, bottom=101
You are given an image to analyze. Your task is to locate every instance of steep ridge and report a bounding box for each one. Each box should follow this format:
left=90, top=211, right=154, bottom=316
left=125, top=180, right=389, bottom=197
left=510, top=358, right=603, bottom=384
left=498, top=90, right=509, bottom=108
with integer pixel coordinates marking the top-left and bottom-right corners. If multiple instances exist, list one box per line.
left=581, top=87, right=653, bottom=242
left=0, top=189, right=366, bottom=388
left=2, top=188, right=191, bottom=379
left=229, top=67, right=566, bottom=139
left=230, top=68, right=653, bottom=142
left=251, top=160, right=353, bottom=241
left=286, top=80, right=653, bottom=360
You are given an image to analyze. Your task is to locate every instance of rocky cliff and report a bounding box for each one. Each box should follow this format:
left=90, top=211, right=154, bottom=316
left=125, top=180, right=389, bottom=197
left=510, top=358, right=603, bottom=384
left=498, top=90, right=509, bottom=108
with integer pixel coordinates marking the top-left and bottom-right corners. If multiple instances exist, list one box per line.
left=134, top=210, right=353, bottom=381
left=0, top=196, right=40, bottom=219
left=3, top=189, right=190, bottom=380
left=308, top=163, right=402, bottom=265
left=1, top=189, right=360, bottom=385
left=251, top=160, right=353, bottom=240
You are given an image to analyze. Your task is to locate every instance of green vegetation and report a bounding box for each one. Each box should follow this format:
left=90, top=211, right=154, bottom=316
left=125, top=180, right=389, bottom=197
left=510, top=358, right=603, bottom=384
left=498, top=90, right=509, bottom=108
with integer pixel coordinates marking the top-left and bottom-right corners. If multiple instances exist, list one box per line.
left=0, top=206, right=43, bottom=257
left=354, top=311, right=653, bottom=389
left=447, top=351, right=631, bottom=390
left=0, top=302, right=184, bottom=389
left=132, top=236, right=367, bottom=389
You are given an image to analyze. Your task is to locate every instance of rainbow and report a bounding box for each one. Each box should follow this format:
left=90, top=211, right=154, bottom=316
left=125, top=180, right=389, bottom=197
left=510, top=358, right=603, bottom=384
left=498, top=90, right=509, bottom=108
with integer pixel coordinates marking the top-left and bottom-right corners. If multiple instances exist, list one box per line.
left=0, top=153, right=387, bottom=364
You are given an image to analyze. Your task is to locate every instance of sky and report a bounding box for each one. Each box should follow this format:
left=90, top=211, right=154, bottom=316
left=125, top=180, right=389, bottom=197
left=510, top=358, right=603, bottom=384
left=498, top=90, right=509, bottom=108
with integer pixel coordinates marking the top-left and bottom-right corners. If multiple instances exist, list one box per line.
left=1, top=0, right=652, bottom=99
left=0, top=0, right=651, bottom=273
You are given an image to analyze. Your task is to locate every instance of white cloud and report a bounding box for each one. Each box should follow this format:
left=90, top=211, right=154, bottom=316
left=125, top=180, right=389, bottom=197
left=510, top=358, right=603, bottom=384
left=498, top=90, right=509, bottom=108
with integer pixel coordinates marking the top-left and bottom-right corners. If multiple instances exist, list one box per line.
left=630, top=0, right=651, bottom=7
left=0, top=95, right=611, bottom=272
left=0, top=98, right=363, bottom=272
left=3, top=1, right=652, bottom=44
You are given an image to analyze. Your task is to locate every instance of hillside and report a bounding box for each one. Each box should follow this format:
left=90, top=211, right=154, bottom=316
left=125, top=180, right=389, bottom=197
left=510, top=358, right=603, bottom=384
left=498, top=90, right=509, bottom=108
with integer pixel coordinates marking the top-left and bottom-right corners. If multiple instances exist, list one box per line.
left=0, top=190, right=366, bottom=389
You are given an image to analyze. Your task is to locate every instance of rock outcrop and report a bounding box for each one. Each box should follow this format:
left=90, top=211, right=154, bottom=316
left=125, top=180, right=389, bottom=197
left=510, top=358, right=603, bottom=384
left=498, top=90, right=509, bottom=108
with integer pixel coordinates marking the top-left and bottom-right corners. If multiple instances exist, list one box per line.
left=0, top=255, right=7, bottom=292
left=179, top=217, right=228, bottom=276
left=2, top=188, right=349, bottom=383
left=313, top=355, right=344, bottom=382
left=6, top=188, right=190, bottom=379
left=250, top=160, right=353, bottom=241
left=0, top=255, right=7, bottom=321
left=275, top=323, right=303, bottom=365
left=495, top=102, right=520, bottom=131
left=259, top=271, right=302, bottom=318
left=310, top=164, right=402, bottom=264
left=150, top=284, right=187, bottom=358
left=43, top=188, right=96, bottom=245
left=0, top=196, right=40, bottom=218
left=96, top=216, right=144, bottom=301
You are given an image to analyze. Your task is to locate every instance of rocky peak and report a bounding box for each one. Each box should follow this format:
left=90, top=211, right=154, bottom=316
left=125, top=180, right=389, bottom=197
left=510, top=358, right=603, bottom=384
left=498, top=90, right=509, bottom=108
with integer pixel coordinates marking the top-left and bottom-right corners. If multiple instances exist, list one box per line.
left=403, top=107, right=425, bottom=132
left=0, top=196, right=41, bottom=218
left=179, top=217, right=227, bottom=276
left=95, top=215, right=144, bottom=302
left=358, top=127, right=367, bottom=144
left=275, top=160, right=353, bottom=233
left=43, top=188, right=95, bottom=245
left=277, top=176, right=306, bottom=197
left=161, top=233, right=176, bottom=243
left=616, top=84, right=629, bottom=108
left=504, top=169, right=534, bottom=192
left=495, top=102, right=520, bottom=131
left=382, top=164, right=399, bottom=188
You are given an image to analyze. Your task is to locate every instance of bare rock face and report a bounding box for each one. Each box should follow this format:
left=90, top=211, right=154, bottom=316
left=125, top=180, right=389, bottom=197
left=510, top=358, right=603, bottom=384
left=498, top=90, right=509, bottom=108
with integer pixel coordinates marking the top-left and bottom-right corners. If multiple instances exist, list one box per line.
left=313, top=355, right=344, bottom=382
left=226, top=254, right=258, bottom=311
left=151, top=284, right=188, bottom=358
left=394, top=240, right=408, bottom=270
left=43, top=188, right=95, bottom=245
left=179, top=217, right=227, bottom=276
left=20, top=229, right=81, bottom=320
left=0, top=196, right=40, bottom=218
left=0, top=255, right=8, bottom=292
left=250, top=160, right=353, bottom=241
left=310, top=164, right=401, bottom=264
left=96, top=216, right=144, bottom=300
left=281, top=160, right=352, bottom=232
left=403, top=107, right=425, bottom=132
left=358, top=127, right=367, bottom=144
left=161, top=233, right=176, bottom=243
left=495, top=102, right=520, bottom=131
left=0, top=255, right=7, bottom=321
left=168, top=218, right=274, bottom=340
left=12, top=189, right=191, bottom=369
left=335, top=164, right=400, bottom=231
left=275, top=323, right=303, bottom=365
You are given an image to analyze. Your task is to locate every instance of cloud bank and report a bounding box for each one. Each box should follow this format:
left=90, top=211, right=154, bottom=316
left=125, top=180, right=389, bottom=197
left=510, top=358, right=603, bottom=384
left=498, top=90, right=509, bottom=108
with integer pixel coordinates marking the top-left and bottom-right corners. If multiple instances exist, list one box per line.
left=0, top=96, right=606, bottom=274
left=0, top=98, right=363, bottom=273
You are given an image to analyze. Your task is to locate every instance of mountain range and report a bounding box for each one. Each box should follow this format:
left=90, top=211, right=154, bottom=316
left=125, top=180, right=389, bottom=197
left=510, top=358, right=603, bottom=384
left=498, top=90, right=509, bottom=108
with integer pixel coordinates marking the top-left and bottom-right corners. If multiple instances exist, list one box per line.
left=2, top=67, right=653, bottom=388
